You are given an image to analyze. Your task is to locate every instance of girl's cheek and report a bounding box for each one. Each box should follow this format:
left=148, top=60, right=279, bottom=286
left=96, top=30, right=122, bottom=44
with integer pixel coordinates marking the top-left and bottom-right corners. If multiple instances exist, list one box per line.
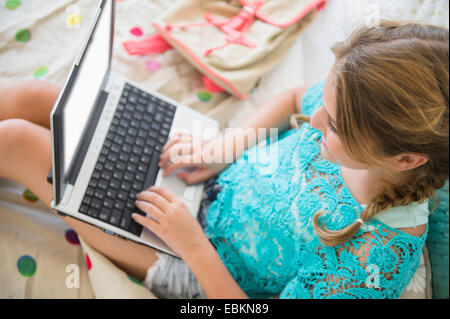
left=325, top=134, right=344, bottom=162
left=327, top=135, right=339, bottom=153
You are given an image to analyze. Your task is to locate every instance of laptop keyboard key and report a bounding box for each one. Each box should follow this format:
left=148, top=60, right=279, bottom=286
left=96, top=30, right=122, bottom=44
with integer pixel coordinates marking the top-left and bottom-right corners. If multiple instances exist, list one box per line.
left=86, top=187, right=95, bottom=196
left=110, top=209, right=122, bottom=226
left=99, top=208, right=111, bottom=222
left=91, top=198, right=102, bottom=210
left=87, top=207, right=100, bottom=218
left=122, top=144, right=132, bottom=153
left=143, top=153, right=160, bottom=191
left=120, top=214, right=131, bottom=230
left=82, top=196, right=92, bottom=206
left=129, top=155, right=139, bottom=164
left=126, top=200, right=135, bottom=211
left=129, top=220, right=143, bottom=236
left=116, top=161, right=126, bottom=171
left=120, top=181, right=131, bottom=192
left=147, top=104, right=156, bottom=114
left=79, top=204, right=89, bottom=214
left=114, top=200, right=125, bottom=211
left=100, top=170, right=112, bottom=181
left=94, top=189, right=106, bottom=200
left=123, top=171, right=134, bottom=182
left=110, top=178, right=121, bottom=189
left=103, top=198, right=114, bottom=209
left=98, top=179, right=108, bottom=190
left=106, top=189, right=117, bottom=199
left=118, top=190, right=128, bottom=202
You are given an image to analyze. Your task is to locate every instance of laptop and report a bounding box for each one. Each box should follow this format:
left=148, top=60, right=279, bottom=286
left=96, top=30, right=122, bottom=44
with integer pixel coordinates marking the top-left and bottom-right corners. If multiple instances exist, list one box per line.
left=49, top=0, right=219, bottom=257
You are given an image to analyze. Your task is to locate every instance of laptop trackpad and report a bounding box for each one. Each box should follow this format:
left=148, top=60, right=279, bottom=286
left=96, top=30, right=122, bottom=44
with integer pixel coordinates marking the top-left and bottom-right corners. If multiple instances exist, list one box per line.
left=155, top=170, right=198, bottom=203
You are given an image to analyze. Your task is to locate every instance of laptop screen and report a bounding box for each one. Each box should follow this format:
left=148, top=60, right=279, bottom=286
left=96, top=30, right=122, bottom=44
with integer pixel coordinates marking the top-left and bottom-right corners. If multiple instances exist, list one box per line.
left=51, top=0, right=113, bottom=204
left=63, top=0, right=112, bottom=178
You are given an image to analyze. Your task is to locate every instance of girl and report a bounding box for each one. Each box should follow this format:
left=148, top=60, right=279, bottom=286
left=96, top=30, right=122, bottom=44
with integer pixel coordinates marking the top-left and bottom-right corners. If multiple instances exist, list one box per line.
left=0, top=21, right=448, bottom=299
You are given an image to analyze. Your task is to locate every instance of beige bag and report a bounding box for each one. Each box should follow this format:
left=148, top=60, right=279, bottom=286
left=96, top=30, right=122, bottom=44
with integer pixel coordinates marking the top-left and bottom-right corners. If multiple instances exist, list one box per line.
left=151, top=0, right=327, bottom=99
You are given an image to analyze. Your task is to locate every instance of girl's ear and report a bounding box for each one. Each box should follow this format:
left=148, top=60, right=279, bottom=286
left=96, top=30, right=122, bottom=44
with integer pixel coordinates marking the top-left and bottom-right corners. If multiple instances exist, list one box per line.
left=388, top=153, right=429, bottom=172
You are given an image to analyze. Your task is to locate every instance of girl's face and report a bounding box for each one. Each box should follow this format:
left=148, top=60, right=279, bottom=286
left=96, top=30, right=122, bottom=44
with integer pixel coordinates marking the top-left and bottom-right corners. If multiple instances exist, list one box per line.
left=311, top=67, right=370, bottom=170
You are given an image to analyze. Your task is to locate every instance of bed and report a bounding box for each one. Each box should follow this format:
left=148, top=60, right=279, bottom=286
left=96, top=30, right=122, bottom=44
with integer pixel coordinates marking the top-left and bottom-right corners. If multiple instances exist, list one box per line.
left=0, top=0, right=448, bottom=298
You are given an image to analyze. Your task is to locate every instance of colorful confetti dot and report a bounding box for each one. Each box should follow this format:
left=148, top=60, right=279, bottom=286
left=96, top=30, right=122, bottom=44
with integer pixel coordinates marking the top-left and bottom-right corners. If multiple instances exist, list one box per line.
left=128, top=274, right=143, bottom=286
left=22, top=189, right=39, bottom=203
left=130, top=27, right=143, bottom=37
left=15, top=29, right=30, bottom=42
left=65, top=229, right=80, bottom=245
left=145, top=60, right=161, bottom=72
left=33, top=66, right=48, bottom=78
left=17, top=255, right=37, bottom=277
left=85, top=253, right=92, bottom=271
left=197, top=91, right=212, bottom=102
left=65, top=13, right=82, bottom=28
left=6, top=0, right=21, bottom=10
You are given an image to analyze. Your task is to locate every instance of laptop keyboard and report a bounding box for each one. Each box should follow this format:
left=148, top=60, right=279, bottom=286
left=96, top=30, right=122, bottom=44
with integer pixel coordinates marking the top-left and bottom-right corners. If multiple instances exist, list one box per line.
left=78, top=83, right=176, bottom=236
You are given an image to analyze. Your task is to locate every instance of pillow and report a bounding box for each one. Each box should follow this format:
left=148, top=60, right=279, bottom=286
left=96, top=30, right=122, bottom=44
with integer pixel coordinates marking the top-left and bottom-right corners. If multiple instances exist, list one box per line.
left=426, top=181, right=449, bottom=299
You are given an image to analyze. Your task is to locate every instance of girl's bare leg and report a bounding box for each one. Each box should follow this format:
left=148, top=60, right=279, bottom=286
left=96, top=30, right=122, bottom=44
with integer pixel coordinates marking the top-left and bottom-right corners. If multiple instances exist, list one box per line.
left=0, top=81, right=159, bottom=281
left=0, top=79, right=58, bottom=129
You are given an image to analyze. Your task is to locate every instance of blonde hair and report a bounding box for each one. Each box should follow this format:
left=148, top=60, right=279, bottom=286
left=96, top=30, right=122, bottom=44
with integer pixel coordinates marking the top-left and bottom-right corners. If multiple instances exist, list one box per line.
left=292, top=21, right=449, bottom=246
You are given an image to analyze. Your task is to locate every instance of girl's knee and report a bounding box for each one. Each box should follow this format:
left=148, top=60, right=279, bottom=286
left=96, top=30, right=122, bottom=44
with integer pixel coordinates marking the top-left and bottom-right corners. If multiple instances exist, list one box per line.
left=23, top=80, right=60, bottom=104
left=0, top=118, right=37, bottom=149
left=0, top=80, right=59, bottom=119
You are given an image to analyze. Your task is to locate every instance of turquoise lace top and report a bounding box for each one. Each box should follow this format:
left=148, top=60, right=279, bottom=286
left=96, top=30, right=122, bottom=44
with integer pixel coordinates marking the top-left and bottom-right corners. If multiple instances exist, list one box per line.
left=204, top=81, right=428, bottom=299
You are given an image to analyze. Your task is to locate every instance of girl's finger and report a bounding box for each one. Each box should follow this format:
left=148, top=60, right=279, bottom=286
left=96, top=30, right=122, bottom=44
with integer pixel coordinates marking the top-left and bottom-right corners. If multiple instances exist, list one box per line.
left=135, top=200, right=165, bottom=222
left=176, top=168, right=211, bottom=185
left=147, top=186, right=177, bottom=203
left=159, top=142, right=195, bottom=169
left=161, top=134, right=192, bottom=154
left=162, top=154, right=200, bottom=177
left=136, top=190, right=170, bottom=212
left=131, top=212, right=160, bottom=233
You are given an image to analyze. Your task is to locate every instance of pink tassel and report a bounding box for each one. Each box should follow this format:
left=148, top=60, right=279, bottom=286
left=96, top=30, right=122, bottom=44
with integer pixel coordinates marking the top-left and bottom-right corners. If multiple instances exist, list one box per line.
left=123, top=34, right=173, bottom=55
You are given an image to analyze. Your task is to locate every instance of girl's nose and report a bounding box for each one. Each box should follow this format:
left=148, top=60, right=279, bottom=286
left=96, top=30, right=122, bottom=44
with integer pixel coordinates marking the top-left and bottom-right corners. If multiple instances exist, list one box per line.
left=310, top=106, right=325, bottom=133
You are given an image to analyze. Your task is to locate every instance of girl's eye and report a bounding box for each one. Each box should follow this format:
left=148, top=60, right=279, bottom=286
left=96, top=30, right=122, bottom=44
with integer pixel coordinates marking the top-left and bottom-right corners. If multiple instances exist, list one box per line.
left=328, top=117, right=338, bottom=134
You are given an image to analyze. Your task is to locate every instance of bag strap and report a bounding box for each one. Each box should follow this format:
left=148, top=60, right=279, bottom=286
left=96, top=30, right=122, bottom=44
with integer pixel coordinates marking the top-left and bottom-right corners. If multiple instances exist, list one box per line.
left=238, top=0, right=327, bottom=28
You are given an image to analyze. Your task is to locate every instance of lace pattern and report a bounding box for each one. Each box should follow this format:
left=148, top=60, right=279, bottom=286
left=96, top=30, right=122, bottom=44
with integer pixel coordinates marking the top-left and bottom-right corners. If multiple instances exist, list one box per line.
left=205, top=81, right=428, bottom=299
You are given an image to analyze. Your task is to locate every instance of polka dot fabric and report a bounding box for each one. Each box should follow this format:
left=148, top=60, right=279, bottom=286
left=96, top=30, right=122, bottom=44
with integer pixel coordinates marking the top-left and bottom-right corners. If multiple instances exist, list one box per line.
left=130, top=27, right=143, bottom=37
left=15, top=29, right=30, bottom=42
left=33, top=66, right=48, bottom=78
left=5, top=0, right=21, bottom=10
left=145, top=60, right=161, bottom=72
left=17, top=255, right=37, bottom=277
left=65, top=229, right=80, bottom=245
left=1, top=0, right=445, bottom=299
left=85, top=253, right=92, bottom=271
left=22, top=189, right=39, bottom=203
left=197, top=91, right=213, bottom=102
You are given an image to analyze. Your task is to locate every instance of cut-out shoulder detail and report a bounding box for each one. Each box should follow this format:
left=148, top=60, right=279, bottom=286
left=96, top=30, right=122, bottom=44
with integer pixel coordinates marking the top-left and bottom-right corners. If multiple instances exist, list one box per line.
left=205, top=81, right=428, bottom=299
left=397, top=224, right=428, bottom=237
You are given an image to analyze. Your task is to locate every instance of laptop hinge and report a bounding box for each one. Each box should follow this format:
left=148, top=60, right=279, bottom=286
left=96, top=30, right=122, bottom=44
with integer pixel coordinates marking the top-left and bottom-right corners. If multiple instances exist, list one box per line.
left=103, top=71, right=114, bottom=93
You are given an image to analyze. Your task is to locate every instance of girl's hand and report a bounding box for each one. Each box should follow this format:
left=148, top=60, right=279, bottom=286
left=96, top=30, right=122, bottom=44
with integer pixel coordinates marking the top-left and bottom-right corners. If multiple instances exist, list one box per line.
left=158, top=132, right=230, bottom=185
left=131, top=186, right=208, bottom=258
